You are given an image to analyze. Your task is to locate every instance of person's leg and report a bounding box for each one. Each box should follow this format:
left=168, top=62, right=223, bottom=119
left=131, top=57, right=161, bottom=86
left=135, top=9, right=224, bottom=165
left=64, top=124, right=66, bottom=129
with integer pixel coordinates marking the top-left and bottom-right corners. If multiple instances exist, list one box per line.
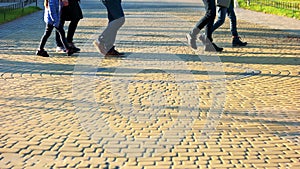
left=212, top=7, right=227, bottom=33
left=190, top=0, right=213, bottom=38
left=204, top=0, right=216, bottom=43
left=67, top=19, right=80, bottom=44
left=55, top=26, right=68, bottom=49
left=55, top=20, right=65, bottom=47
left=227, top=3, right=238, bottom=37
left=55, top=26, right=74, bottom=55
left=39, top=24, right=54, bottom=50
left=201, top=0, right=222, bottom=52
left=98, top=0, right=125, bottom=53
left=66, top=19, right=81, bottom=52
left=187, top=0, right=215, bottom=49
left=37, top=24, right=53, bottom=57
left=227, top=2, right=247, bottom=46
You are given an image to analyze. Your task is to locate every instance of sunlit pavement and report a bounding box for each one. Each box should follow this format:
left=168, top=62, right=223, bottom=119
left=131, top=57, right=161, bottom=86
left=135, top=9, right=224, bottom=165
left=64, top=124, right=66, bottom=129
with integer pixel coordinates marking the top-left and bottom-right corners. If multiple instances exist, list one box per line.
left=0, top=0, right=299, bottom=168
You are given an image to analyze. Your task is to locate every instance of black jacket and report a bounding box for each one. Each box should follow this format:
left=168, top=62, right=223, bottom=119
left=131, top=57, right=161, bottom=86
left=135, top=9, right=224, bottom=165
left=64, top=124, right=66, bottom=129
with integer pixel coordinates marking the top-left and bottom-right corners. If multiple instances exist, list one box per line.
left=61, top=0, right=83, bottom=21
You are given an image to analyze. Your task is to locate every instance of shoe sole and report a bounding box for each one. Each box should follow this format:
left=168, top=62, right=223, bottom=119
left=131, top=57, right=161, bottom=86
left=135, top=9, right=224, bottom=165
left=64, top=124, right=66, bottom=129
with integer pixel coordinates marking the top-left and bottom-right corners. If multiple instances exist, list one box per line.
left=204, top=47, right=223, bottom=52
left=36, top=51, right=49, bottom=57
left=204, top=49, right=223, bottom=52
left=232, top=44, right=247, bottom=47
left=232, top=42, right=248, bottom=47
left=37, top=54, right=49, bottom=57
left=105, top=54, right=126, bottom=58
left=56, top=50, right=66, bottom=53
left=73, top=49, right=81, bottom=53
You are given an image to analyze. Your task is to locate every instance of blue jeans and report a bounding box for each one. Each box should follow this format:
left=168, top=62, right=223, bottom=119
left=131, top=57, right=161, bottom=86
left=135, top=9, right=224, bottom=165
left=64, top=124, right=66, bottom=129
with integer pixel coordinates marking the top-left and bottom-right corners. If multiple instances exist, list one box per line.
left=102, top=0, right=124, bottom=22
left=212, top=0, right=238, bottom=37
left=194, top=0, right=216, bottom=42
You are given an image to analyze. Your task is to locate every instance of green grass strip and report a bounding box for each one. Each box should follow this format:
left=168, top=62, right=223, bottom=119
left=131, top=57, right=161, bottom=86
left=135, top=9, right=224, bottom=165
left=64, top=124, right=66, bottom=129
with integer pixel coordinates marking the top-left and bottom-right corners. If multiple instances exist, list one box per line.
left=238, top=0, right=300, bottom=20
left=0, top=6, right=41, bottom=25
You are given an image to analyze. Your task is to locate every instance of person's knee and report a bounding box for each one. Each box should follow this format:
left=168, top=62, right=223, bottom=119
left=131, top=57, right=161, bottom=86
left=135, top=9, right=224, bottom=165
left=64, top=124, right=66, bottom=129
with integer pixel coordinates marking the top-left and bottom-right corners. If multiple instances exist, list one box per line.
left=205, top=10, right=216, bottom=20
left=112, top=17, right=125, bottom=27
left=218, top=18, right=225, bottom=25
left=118, top=17, right=125, bottom=26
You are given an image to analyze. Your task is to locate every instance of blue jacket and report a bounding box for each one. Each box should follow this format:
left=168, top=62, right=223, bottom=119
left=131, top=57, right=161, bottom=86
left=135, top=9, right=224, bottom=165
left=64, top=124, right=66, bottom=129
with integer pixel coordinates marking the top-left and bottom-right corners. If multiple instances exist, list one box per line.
left=44, top=0, right=61, bottom=28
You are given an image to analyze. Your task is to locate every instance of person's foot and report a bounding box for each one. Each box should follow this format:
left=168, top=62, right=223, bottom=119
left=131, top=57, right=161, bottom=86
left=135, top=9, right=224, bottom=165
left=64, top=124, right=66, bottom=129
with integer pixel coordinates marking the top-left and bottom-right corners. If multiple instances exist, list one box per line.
left=204, top=42, right=223, bottom=52
left=36, top=49, right=49, bottom=57
left=68, top=42, right=80, bottom=53
left=105, top=46, right=125, bottom=57
left=66, top=48, right=74, bottom=56
left=186, top=33, right=197, bottom=49
left=232, top=36, right=247, bottom=47
left=93, top=40, right=107, bottom=55
left=199, top=33, right=206, bottom=45
left=56, top=46, right=66, bottom=53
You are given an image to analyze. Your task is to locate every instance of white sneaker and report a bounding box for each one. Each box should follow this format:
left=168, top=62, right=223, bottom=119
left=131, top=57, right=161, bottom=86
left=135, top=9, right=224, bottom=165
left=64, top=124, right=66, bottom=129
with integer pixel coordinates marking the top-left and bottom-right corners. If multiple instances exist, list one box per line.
left=93, top=40, right=107, bottom=55
left=56, top=46, right=66, bottom=53
left=186, top=33, right=197, bottom=49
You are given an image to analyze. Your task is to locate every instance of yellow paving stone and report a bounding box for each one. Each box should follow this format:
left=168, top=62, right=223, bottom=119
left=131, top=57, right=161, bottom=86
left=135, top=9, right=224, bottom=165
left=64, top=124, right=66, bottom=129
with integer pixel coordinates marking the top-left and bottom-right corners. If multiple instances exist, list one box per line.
left=203, top=151, right=229, bottom=156
left=210, top=164, right=236, bottom=168
left=173, top=165, right=199, bottom=169
left=155, top=161, right=172, bottom=166
left=59, top=146, right=83, bottom=152
left=75, top=161, right=91, bottom=168
left=195, top=160, right=209, bottom=166
left=266, top=158, right=293, bottom=163
left=0, top=148, right=20, bottom=153
left=220, top=155, right=246, bottom=160
left=252, top=162, right=276, bottom=168
left=122, top=166, right=143, bottom=169
left=42, top=151, right=58, bottom=157
left=289, top=163, right=300, bottom=168
left=58, top=151, right=83, bottom=158
left=53, top=161, right=68, bottom=168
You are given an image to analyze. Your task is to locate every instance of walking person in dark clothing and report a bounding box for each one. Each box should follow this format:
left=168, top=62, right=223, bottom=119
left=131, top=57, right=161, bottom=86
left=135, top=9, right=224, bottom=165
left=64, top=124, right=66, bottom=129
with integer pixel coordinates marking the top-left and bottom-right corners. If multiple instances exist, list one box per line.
left=37, top=0, right=74, bottom=57
left=211, top=0, right=247, bottom=46
left=186, top=0, right=223, bottom=52
left=56, top=0, right=83, bottom=53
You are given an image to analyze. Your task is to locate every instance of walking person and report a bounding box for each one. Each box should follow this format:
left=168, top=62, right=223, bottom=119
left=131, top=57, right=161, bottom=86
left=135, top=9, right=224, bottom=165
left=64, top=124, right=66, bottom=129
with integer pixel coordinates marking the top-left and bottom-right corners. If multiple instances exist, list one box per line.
left=56, top=0, right=83, bottom=53
left=36, top=0, right=74, bottom=57
left=202, top=0, right=247, bottom=46
left=186, top=0, right=223, bottom=52
left=94, top=0, right=125, bottom=57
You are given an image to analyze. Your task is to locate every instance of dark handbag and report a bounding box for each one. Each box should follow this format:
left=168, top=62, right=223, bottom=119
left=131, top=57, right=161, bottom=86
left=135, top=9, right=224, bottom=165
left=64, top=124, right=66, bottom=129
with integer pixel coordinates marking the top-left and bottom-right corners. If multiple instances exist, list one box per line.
left=216, top=0, right=231, bottom=8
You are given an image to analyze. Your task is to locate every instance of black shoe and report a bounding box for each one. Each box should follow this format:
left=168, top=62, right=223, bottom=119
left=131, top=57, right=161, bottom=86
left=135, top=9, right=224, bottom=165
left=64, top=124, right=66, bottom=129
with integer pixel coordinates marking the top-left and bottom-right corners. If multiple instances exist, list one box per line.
left=68, top=42, right=80, bottom=53
left=105, top=46, right=125, bottom=57
left=36, top=50, right=49, bottom=57
left=66, top=48, right=74, bottom=56
left=204, top=43, right=223, bottom=52
left=232, top=36, right=247, bottom=47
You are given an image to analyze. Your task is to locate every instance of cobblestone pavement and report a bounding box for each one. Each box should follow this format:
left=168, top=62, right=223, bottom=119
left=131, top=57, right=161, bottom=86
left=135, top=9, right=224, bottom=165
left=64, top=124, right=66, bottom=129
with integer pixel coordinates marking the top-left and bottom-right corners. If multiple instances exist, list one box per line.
left=0, top=0, right=299, bottom=168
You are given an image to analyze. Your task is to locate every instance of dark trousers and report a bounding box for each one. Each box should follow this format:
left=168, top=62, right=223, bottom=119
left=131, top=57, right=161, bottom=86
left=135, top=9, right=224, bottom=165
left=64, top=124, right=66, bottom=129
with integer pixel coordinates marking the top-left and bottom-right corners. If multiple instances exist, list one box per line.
left=212, top=0, right=238, bottom=37
left=195, top=0, right=216, bottom=42
left=39, top=24, right=69, bottom=50
left=56, top=19, right=80, bottom=47
left=102, top=0, right=124, bottom=22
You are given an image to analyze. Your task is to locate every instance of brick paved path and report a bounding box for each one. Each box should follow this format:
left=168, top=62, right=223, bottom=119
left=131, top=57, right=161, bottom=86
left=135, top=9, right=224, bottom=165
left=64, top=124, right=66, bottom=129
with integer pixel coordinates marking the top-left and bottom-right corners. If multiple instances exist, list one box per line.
left=0, top=0, right=299, bottom=168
